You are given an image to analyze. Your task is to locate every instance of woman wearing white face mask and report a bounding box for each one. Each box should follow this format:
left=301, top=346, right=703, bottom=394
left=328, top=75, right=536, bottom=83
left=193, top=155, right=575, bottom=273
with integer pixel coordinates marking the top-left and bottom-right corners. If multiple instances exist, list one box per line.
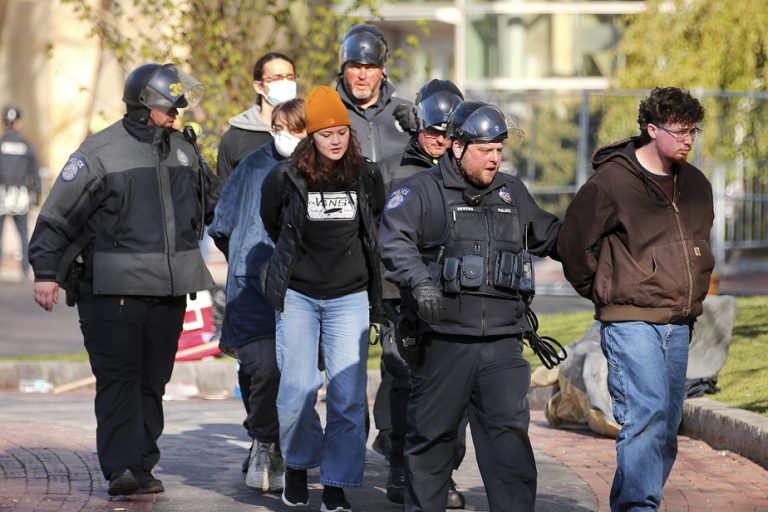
left=218, top=52, right=298, bottom=181
left=208, top=98, right=306, bottom=494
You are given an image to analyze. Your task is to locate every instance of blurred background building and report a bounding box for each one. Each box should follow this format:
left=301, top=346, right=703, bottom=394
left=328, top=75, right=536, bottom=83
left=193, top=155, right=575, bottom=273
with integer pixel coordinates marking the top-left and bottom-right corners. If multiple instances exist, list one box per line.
left=0, top=0, right=765, bottom=274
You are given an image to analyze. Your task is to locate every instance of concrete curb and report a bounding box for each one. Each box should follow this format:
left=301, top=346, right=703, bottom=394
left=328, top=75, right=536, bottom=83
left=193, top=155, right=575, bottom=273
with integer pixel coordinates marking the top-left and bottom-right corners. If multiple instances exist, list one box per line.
left=681, top=397, right=768, bottom=470
left=3, top=361, right=767, bottom=470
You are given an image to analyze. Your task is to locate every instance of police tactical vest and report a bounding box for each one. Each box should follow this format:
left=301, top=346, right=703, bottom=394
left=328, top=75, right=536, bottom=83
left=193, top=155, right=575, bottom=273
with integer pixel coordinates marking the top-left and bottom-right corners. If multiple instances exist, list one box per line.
left=424, top=171, right=527, bottom=300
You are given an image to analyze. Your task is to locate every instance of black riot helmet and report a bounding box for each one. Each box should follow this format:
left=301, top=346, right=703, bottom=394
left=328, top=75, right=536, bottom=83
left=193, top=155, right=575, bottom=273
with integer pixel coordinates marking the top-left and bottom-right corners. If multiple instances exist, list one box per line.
left=2, top=105, right=21, bottom=128
left=414, top=80, right=464, bottom=132
left=339, top=24, right=389, bottom=69
left=447, top=101, right=513, bottom=145
left=123, top=63, right=204, bottom=115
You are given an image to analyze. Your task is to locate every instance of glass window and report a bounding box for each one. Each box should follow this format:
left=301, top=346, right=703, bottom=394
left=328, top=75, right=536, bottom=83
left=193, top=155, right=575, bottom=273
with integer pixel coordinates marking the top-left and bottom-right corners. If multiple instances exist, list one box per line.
left=466, top=12, right=622, bottom=80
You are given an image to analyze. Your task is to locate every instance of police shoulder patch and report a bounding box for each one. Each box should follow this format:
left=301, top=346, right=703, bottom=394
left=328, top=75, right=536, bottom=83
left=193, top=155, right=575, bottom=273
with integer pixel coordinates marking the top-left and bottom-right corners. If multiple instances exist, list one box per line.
left=60, top=156, right=87, bottom=182
left=385, top=187, right=412, bottom=211
left=176, top=148, right=190, bottom=166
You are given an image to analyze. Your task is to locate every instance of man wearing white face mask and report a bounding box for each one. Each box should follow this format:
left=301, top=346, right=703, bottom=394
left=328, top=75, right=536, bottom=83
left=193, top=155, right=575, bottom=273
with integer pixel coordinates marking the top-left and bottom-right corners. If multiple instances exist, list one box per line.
left=217, top=52, right=297, bottom=182
left=209, top=98, right=306, bottom=493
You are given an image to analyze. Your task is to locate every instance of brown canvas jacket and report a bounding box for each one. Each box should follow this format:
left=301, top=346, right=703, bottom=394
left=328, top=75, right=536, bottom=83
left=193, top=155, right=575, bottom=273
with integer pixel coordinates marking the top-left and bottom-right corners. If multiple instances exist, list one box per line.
left=557, top=137, right=715, bottom=323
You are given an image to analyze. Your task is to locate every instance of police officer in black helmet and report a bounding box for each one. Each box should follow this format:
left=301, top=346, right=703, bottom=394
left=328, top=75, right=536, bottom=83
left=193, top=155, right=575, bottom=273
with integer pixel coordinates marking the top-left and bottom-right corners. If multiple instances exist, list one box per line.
left=379, top=101, right=560, bottom=511
left=336, top=23, right=413, bottom=162
left=377, top=79, right=467, bottom=508
left=29, top=63, right=220, bottom=497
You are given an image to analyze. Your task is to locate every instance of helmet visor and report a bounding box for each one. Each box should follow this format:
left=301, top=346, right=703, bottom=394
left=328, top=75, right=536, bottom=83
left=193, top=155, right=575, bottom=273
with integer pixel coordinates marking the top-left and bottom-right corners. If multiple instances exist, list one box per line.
left=140, top=67, right=205, bottom=113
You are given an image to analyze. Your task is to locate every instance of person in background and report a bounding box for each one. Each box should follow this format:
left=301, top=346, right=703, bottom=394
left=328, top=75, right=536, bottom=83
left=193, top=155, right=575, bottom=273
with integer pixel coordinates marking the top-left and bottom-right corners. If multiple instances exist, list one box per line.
left=379, top=101, right=560, bottom=511
left=29, top=63, right=220, bottom=497
left=259, top=86, right=384, bottom=512
left=208, top=98, right=306, bottom=494
left=215, top=51, right=297, bottom=471
left=217, top=52, right=297, bottom=181
left=557, top=87, right=713, bottom=512
left=0, top=105, right=40, bottom=279
left=376, top=79, right=467, bottom=508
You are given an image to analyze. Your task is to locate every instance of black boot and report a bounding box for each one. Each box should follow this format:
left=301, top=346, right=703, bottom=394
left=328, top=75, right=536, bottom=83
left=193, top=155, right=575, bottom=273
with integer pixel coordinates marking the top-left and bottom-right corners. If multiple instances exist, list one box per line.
left=447, top=478, right=465, bottom=509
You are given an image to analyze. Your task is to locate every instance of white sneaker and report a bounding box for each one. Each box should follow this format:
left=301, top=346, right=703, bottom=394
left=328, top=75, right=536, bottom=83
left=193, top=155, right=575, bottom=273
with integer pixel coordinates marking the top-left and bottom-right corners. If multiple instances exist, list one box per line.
left=267, top=443, right=285, bottom=493
left=245, top=442, right=270, bottom=491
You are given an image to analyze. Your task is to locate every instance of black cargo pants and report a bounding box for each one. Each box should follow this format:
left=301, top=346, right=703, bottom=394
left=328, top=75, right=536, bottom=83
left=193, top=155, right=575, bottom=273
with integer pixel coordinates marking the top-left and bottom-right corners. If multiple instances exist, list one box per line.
left=78, top=288, right=185, bottom=480
left=405, top=334, right=537, bottom=512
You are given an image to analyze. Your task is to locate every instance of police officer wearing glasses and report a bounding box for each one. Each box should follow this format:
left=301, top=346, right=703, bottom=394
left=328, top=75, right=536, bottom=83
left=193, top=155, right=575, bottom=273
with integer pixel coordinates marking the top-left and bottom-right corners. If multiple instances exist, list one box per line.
left=29, top=63, right=220, bottom=497
left=379, top=101, right=560, bottom=511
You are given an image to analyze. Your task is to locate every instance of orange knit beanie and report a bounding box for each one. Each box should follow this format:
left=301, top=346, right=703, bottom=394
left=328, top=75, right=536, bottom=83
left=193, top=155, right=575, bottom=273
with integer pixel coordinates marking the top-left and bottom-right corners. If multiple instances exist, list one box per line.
left=304, top=86, right=350, bottom=134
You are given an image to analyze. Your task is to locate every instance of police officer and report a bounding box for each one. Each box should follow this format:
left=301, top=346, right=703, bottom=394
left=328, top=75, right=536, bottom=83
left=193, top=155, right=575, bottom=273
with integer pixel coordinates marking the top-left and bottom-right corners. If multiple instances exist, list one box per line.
left=377, top=79, right=467, bottom=507
left=29, top=63, right=221, bottom=497
left=379, top=101, right=560, bottom=511
left=336, top=23, right=413, bottom=162
left=0, top=106, right=40, bottom=278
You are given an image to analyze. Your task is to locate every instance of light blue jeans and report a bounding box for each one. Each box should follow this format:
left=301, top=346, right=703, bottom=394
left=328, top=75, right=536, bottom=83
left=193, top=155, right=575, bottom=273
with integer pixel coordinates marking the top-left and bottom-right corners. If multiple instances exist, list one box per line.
left=600, top=321, right=690, bottom=512
left=275, top=289, right=369, bottom=488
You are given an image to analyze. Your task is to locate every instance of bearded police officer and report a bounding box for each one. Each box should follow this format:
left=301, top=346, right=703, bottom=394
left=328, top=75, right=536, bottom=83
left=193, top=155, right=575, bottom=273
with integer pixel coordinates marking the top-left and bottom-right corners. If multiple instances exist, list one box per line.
left=336, top=23, right=412, bottom=162
left=29, top=63, right=221, bottom=497
left=379, top=101, right=560, bottom=511
left=377, top=79, right=467, bottom=507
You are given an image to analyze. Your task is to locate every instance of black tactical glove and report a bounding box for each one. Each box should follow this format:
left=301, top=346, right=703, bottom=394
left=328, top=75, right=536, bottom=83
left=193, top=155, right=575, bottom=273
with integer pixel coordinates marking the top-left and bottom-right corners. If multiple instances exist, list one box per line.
left=412, top=279, right=443, bottom=324
left=393, top=104, right=418, bottom=134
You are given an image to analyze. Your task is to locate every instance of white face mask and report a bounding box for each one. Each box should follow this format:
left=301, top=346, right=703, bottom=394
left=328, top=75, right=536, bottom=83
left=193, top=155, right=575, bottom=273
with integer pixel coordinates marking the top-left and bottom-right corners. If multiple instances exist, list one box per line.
left=274, top=131, right=302, bottom=157
left=264, top=79, right=297, bottom=107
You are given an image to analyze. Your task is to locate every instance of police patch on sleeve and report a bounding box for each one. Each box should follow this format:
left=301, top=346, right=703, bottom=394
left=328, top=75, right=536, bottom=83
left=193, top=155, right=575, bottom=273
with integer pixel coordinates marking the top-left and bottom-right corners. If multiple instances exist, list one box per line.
left=385, top=187, right=412, bottom=211
left=60, top=156, right=86, bottom=182
left=176, top=148, right=190, bottom=166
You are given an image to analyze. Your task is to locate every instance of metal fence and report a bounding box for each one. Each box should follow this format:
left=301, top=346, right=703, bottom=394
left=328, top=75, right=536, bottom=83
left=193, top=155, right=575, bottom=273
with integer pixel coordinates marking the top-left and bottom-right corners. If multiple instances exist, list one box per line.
left=481, top=89, right=768, bottom=270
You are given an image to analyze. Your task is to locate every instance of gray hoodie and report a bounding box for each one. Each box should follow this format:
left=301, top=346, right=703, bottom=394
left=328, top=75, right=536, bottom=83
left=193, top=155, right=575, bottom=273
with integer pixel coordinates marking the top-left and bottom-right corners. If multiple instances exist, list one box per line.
left=216, top=104, right=273, bottom=182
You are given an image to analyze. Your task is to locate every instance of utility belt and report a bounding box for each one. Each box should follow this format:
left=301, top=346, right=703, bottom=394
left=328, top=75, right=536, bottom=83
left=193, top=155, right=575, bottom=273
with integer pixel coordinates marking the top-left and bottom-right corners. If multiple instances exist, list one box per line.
left=431, top=250, right=535, bottom=298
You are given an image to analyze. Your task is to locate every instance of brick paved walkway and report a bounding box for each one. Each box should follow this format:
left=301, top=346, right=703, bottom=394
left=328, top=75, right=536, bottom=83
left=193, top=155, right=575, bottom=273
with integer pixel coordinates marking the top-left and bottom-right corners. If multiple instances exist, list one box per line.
left=1, top=393, right=767, bottom=511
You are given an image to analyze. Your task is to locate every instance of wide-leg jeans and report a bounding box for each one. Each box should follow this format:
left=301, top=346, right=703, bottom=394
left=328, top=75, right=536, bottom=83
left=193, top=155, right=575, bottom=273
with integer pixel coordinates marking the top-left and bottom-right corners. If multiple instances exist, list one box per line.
left=275, top=289, right=369, bottom=488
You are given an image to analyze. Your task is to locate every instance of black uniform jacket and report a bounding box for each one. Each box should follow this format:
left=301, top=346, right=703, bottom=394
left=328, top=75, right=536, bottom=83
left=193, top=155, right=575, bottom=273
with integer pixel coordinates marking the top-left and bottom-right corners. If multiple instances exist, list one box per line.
left=379, top=155, right=561, bottom=337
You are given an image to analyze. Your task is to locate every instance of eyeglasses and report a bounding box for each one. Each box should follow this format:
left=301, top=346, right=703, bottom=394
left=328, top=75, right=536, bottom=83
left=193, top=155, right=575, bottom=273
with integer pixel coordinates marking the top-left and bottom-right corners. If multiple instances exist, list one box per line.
left=657, top=125, right=702, bottom=142
left=261, top=73, right=295, bottom=84
left=423, top=127, right=447, bottom=139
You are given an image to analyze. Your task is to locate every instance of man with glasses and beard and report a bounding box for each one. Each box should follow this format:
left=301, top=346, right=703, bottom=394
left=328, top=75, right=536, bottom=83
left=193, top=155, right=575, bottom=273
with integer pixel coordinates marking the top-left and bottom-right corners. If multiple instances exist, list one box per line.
left=558, top=87, right=713, bottom=512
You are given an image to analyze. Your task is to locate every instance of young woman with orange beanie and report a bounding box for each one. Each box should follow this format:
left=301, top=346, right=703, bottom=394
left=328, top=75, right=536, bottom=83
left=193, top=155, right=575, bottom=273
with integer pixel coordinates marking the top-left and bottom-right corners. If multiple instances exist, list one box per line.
left=259, top=86, right=384, bottom=512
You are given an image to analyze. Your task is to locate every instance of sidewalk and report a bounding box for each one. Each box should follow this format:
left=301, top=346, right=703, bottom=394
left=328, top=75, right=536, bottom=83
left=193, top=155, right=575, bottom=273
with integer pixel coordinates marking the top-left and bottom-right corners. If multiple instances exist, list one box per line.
left=1, top=391, right=766, bottom=512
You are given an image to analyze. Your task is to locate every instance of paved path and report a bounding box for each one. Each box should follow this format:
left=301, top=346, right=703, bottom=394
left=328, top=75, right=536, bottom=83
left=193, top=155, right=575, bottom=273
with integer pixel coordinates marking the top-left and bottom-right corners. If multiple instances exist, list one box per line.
left=1, top=392, right=766, bottom=511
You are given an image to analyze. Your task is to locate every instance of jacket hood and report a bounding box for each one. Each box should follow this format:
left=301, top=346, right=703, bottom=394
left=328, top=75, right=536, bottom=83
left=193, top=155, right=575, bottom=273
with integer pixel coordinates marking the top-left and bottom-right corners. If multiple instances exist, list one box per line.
left=591, top=135, right=683, bottom=204
left=228, top=104, right=272, bottom=132
left=591, top=136, right=644, bottom=174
